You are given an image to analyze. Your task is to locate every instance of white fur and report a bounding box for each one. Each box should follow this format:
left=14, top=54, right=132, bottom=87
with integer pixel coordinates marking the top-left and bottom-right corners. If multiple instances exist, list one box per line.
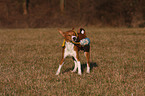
left=87, top=63, right=90, bottom=73
left=64, top=42, right=76, bottom=58
left=56, top=63, right=63, bottom=75
left=81, top=30, right=85, bottom=34
left=84, top=53, right=90, bottom=73
left=72, top=60, right=77, bottom=72
left=56, top=41, right=82, bottom=75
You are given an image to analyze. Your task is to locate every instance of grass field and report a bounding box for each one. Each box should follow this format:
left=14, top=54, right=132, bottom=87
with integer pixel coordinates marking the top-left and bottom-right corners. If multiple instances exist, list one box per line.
left=0, top=28, right=144, bottom=96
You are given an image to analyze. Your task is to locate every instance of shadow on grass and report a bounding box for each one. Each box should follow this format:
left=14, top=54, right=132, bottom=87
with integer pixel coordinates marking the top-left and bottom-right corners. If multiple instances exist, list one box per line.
left=62, top=62, right=98, bottom=74
left=81, top=62, right=98, bottom=73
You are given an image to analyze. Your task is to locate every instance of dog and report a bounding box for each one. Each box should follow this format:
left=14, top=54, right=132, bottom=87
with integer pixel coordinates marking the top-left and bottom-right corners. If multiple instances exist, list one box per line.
left=56, top=28, right=90, bottom=75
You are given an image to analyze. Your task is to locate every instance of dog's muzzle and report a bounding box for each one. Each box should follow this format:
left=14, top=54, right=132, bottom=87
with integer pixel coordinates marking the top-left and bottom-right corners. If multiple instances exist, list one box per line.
left=72, top=36, right=77, bottom=42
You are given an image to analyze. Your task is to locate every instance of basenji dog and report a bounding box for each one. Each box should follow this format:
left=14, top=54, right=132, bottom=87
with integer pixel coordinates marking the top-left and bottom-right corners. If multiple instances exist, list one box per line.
left=56, top=28, right=90, bottom=75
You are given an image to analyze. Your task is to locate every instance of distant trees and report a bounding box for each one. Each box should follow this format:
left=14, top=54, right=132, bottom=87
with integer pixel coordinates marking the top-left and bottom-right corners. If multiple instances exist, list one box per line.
left=0, top=0, right=145, bottom=28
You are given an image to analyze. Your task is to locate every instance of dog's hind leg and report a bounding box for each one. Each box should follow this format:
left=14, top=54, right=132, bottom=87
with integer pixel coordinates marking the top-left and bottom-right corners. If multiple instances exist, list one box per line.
left=85, top=52, right=90, bottom=73
left=71, top=57, right=78, bottom=73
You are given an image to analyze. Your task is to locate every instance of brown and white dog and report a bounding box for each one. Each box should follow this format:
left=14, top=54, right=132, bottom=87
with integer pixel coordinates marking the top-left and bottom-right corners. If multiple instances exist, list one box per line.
left=56, top=28, right=90, bottom=75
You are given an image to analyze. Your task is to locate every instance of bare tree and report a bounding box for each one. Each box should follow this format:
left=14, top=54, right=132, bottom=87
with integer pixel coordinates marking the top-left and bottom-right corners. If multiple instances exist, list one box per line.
left=77, top=0, right=80, bottom=10
left=60, top=0, right=65, bottom=13
left=23, top=0, right=29, bottom=15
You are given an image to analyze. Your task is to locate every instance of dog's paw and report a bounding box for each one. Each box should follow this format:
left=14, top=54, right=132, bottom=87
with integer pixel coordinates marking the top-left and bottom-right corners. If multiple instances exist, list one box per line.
left=71, top=69, right=77, bottom=73
left=55, top=72, right=59, bottom=75
left=86, top=67, right=90, bottom=73
left=71, top=71, right=75, bottom=73
left=86, top=70, right=90, bottom=74
left=78, top=72, right=82, bottom=75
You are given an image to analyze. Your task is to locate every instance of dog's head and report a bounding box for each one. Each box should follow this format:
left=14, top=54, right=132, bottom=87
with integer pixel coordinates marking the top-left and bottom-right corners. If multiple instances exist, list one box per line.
left=58, top=28, right=78, bottom=42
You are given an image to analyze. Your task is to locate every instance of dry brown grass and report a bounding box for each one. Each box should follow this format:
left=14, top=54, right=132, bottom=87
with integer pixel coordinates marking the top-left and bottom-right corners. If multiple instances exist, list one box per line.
left=0, top=28, right=144, bottom=96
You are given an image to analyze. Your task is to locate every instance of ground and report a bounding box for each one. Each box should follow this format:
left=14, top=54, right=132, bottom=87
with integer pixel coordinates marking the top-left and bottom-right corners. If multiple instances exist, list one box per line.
left=0, top=28, right=144, bottom=95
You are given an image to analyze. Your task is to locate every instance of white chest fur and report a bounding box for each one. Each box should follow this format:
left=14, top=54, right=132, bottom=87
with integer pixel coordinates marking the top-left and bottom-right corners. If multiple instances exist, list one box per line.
left=64, top=42, right=76, bottom=58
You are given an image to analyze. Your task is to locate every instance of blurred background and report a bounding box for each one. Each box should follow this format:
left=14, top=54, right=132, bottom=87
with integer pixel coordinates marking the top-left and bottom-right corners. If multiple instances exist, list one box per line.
left=0, top=0, right=145, bottom=28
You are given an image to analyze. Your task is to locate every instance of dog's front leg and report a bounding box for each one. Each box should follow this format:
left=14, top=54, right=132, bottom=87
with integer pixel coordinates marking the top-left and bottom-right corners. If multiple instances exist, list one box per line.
left=74, top=56, right=82, bottom=75
left=77, top=60, right=82, bottom=75
left=72, top=58, right=81, bottom=75
left=56, top=58, right=64, bottom=75
left=56, top=47, right=66, bottom=75
left=72, top=57, right=78, bottom=73
left=74, top=49, right=82, bottom=75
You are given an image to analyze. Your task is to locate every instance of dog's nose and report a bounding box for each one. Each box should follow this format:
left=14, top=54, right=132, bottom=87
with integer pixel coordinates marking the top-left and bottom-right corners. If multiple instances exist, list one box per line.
left=72, top=36, right=77, bottom=41
left=73, top=37, right=77, bottom=41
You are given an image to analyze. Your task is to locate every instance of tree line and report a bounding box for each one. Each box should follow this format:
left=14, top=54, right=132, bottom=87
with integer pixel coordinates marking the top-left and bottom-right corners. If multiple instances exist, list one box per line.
left=0, top=0, right=145, bottom=28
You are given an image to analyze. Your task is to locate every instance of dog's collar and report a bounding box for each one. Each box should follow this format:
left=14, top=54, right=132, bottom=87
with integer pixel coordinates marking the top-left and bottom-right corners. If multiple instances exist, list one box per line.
left=73, top=30, right=78, bottom=37
left=71, top=41, right=80, bottom=45
left=62, top=39, right=66, bottom=47
left=62, top=39, right=80, bottom=47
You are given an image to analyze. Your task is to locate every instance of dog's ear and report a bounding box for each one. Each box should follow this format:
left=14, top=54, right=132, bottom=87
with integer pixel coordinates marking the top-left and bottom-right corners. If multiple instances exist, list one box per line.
left=58, top=30, right=65, bottom=37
